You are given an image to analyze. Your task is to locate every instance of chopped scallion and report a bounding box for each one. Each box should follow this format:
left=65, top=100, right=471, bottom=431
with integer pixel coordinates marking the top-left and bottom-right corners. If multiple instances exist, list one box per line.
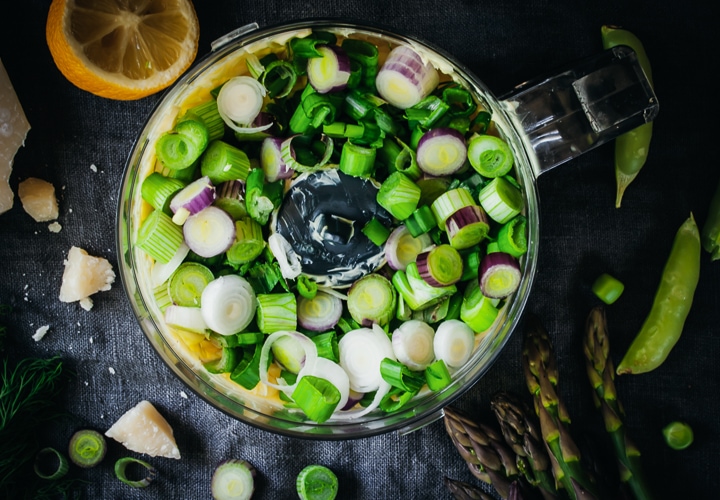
left=114, top=457, right=157, bottom=488
left=256, top=292, right=297, bottom=334
left=591, top=273, right=625, bottom=305
left=377, top=171, right=421, bottom=220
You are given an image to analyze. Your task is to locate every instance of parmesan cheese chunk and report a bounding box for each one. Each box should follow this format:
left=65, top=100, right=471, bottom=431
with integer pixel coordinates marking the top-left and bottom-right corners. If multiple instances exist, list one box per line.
left=0, top=59, right=31, bottom=215
left=18, top=177, right=58, bottom=222
left=59, top=246, right=115, bottom=307
left=105, top=400, right=181, bottom=459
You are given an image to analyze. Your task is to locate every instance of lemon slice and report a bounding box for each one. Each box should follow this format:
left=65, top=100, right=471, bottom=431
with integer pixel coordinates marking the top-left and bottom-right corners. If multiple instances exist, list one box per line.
left=46, top=0, right=199, bottom=100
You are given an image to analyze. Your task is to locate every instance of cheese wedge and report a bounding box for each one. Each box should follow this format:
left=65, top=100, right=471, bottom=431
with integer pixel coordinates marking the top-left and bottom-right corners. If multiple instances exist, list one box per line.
left=59, top=246, right=115, bottom=310
left=0, top=58, right=31, bottom=215
left=105, top=400, right=181, bottom=459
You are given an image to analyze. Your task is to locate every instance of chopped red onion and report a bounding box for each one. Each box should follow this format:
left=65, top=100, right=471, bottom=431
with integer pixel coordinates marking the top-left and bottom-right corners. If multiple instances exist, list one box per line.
left=376, top=46, right=439, bottom=109
left=307, top=45, right=351, bottom=94
left=479, top=251, right=522, bottom=299
left=416, top=128, right=468, bottom=176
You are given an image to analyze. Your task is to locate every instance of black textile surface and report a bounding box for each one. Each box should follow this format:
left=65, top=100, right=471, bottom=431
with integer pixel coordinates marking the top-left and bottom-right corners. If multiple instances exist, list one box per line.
left=1, top=1, right=718, bottom=499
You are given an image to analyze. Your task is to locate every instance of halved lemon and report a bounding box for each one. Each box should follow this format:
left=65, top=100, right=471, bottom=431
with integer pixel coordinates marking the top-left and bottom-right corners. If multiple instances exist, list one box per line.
left=46, top=0, right=200, bottom=100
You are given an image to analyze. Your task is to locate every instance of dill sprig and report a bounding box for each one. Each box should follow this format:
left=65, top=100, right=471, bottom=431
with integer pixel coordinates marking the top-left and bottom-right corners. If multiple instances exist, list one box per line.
left=0, top=307, right=77, bottom=499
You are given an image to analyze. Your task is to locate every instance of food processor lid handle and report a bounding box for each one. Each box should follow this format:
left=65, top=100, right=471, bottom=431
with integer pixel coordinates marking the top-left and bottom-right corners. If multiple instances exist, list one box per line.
left=500, top=45, right=658, bottom=177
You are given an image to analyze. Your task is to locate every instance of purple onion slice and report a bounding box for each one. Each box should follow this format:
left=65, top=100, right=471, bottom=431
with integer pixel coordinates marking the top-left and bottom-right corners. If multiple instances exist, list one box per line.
left=307, top=45, right=351, bottom=94
left=446, top=205, right=490, bottom=249
left=169, top=175, right=216, bottom=225
left=479, top=251, right=521, bottom=299
left=416, top=127, right=468, bottom=176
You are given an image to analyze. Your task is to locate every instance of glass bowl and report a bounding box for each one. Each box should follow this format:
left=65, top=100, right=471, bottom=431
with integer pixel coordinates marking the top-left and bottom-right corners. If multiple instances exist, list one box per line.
left=116, top=19, right=552, bottom=439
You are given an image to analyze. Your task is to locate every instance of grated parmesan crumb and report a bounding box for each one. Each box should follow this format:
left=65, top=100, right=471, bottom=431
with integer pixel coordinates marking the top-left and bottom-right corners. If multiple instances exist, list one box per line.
left=89, top=336, right=93, bottom=344
left=109, top=367, right=116, bottom=375
left=180, top=391, right=188, bottom=399
left=90, top=164, right=97, bottom=173
left=48, top=221, right=62, bottom=233
left=32, top=325, right=50, bottom=341
left=79, top=297, right=94, bottom=311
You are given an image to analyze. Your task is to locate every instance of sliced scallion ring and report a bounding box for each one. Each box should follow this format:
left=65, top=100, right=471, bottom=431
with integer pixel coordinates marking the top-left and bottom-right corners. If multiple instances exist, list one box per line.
left=68, top=429, right=107, bottom=468
left=34, top=447, right=69, bottom=480
left=115, top=456, right=157, bottom=488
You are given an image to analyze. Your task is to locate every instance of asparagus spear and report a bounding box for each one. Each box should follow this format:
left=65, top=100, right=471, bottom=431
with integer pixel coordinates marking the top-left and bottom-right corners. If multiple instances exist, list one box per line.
left=444, top=476, right=496, bottom=500
left=522, top=315, right=600, bottom=500
left=490, top=391, right=559, bottom=500
left=583, top=306, right=654, bottom=500
left=443, top=406, right=521, bottom=499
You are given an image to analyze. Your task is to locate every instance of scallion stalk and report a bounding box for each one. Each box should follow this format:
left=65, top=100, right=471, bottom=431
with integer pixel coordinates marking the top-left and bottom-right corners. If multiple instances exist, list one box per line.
left=460, top=279, right=500, bottom=332
left=478, top=176, right=524, bottom=224
left=230, top=343, right=263, bottom=390
left=256, top=293, right=297, bottom=334
left=377, top=171, right=422, bottom=220
left=342, top=38, right=379, bottom=89
left=291, top=375, right=341, bottom=423
left=347, top=274, right=397, bottom=327
left=34, top=447, right=69, bottom=480
left=137, top=210, right=185, bottom=264
left=430, top=187, right=475, bottom=230
left=200, top=140, right=252, bottom=184
left=141, top=172, right=186, bottom=214
left=404, top=205, right=436, bottom=237
left=311, top=331, right=339, bottom=362
left=339, top=141, right=376, bottom=177
left=361, top=218, right=391, bottom=246
left=380, top=358, right=425, bottom=392
left=226, top=217, right=264, bottom=266
left=425, top=359, right=452, bottom=391
left=379, top=386, right=418, bottom=412
left=184, top=100, right=225, bottom=141
left=114, top=457, right=157, bottom=488
left=392, top=262, right=457, bottom=311
left=203, top=346, right=241, bottom=374
left=591, top=273, right=625, bottom=305
left=378, top=137, right=422, bottom=180
left=496, top=214, right=527, bottom=257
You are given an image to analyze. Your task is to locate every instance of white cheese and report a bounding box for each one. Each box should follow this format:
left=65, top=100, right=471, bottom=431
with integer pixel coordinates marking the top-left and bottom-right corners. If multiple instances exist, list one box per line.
left=18, top=177, right=59, bottom=222
left=0, top=59, right=31, bottom=215
left=59, top=246, right=115, bottom=306
left=32, top=325, right=50, bottom=341
left=105, top=400, right=181, bottom=459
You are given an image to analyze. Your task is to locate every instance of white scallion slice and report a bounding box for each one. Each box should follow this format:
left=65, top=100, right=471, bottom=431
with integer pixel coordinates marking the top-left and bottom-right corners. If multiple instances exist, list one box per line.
left=433, top=319, right=475, bottom=369
left=217, top=76, right=266, bottom=128
left=200, top=275, right=256, bottom=335
left=183, top=206, right=236, bottom=258
left=391, top=320, right=436, bottom=371
left=211, top=459, right=256, bottom=500
left=338, top=324, right=395, bottom=394
left=268, top=233, right=302, bottom=280
left=259, top=331, right=319, bottom=397
left=164, top=305, right=208, bottom=334
left=297, top=291, right=343, bottom=332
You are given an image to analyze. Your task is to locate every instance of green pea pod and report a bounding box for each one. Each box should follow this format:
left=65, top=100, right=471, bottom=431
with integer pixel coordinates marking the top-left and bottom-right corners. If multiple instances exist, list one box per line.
left=617, top=214, right=700, bottom=375
left=601, top=25, right=654, bottom=208
left=700, top=176, right=720, bottom=260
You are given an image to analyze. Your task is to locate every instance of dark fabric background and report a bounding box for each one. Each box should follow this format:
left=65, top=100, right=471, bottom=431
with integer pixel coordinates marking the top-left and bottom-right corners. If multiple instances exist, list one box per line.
left=1, top=1, right=718, bottom=499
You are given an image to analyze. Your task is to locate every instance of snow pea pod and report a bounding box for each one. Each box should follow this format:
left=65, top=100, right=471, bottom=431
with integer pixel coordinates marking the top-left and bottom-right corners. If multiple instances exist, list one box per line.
left=601, top=25, right=654, bottom=208
left=617, top=214, right=700, bottom=375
